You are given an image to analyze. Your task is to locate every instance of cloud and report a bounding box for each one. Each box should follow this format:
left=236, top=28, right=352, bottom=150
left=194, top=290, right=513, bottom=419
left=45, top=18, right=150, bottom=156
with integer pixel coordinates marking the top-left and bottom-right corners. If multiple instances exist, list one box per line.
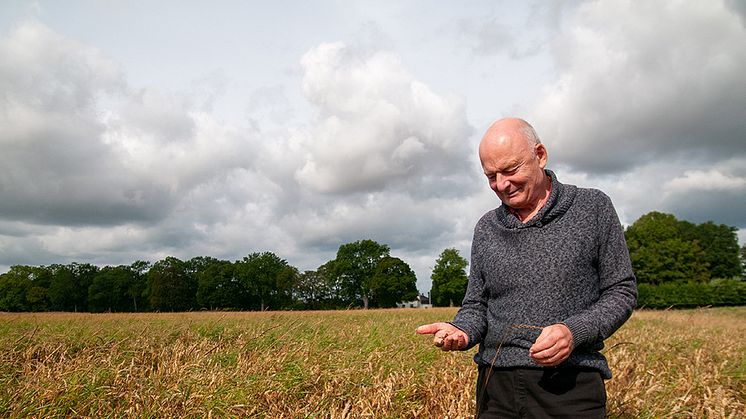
left=725, top=0, right=746, bottom=24
left=0, top=20, right=484, bottom=294
left=664, top=168, right=746, bottom=193
left=554, top=156, right=746, bottom=231
left=660, top=164, right=746, bottom=228
left=268, top=41, right=485, bottom=288
left=532, top=0, right=746, bottom=174
left=0, top=20, right=168, bottom=226
left=524, top=0, right=746, bottom=238
left=0, top=20, right=265, bottom=228
left=295, top=42, right=474, bottom=195
left=455, top=2, right=575, bottom=59
left=280, top=192, right=455, bottom=251
left=117, top=89, right=196, bottom=143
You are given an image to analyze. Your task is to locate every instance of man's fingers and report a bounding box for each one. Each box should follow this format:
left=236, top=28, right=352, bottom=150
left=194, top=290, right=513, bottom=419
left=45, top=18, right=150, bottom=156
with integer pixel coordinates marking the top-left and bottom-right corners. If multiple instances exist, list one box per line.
left=533, top=347, right=568, bottom=366
left=441, top=333, right=456, bottom=350
left=530, top=346, right=559, bottom=362
left=530, top=324, right=572, bottom=354
left=434, top=329, right=450, bottom=339
left=438, top=331, right=468, bottom=351
left=529, top=329, right=554, bottom=353
left=415, top=324, right=437, bottom=335
left=530, top=324, right=574, bottom=365
left=416, top=323, right=468, bottom=351
left=442, top=333, right=466, bottom=351
left=416, top=322, right=447, bottom=335
left=434, top=329, right=451, bottom=347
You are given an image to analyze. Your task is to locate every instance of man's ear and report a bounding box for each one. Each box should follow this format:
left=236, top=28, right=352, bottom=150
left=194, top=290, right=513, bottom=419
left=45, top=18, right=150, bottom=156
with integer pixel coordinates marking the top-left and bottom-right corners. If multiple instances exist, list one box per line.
left=535, top=143, right=548, bottom=168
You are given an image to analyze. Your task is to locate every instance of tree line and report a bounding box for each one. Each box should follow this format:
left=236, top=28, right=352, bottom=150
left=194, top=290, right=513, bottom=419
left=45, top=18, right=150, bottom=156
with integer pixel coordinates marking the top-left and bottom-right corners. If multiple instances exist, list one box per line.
left=0, top=240, right=423, bottom=312
left=0, top=211, right=744, bottom=312
left=625, top=211, right=745, bottom=307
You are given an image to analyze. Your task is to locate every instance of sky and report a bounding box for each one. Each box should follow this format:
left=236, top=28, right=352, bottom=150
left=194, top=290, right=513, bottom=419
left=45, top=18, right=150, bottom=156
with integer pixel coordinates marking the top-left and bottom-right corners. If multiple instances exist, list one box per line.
left=1, top=0, right=745, bottom=294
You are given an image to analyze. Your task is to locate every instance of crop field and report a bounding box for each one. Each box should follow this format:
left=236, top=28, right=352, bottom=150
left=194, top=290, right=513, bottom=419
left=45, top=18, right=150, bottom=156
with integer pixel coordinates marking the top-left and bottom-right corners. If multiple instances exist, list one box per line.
left=1, top=307, right=744, bottom=418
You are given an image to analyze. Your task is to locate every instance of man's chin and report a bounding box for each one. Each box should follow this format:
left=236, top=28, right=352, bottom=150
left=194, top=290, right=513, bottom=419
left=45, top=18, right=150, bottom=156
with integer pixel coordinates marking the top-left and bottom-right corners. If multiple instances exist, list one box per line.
left=501, top=196, right=525, bottom=208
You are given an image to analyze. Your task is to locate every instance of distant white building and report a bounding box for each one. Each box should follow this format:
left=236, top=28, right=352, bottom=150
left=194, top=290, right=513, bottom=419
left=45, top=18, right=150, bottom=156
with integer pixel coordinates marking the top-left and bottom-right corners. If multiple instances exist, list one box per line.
left=397, top=294, right=432, bottom=308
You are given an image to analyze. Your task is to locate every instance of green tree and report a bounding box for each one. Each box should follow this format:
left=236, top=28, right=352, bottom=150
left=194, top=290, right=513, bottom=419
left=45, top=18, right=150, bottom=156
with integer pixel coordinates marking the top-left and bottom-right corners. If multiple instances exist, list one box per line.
left=625, top=212, right=709, bottom=284
left=88, top=266, right=117, bottom=312
left=128, top=260, right=150, bottom=311
left=196, top=260, right=244, bottom=310
left=0, top=266, right=53, bottom=312
left=26, top=284, right=49, bottom=311
left=275, top=265, right=300, bottom=309
left=88, top=265, right=142, bottom=312
left=46, top=264, right=75, bottom=311
left=625, top=212, right=681, bottom=245
left=368, top=256, right=418, bottom=308
left=691, top=222, right=742, bottom=279
left=47, top=263, right=98, bottom=312
left=146, top=257, right=195, bottom=311
left=293, top=269, right=337, bottom=310
left=185, top=256, right=219, bottom=277
left=304, top=260, right=348, bottom=309
left=430, top=248, right=468, bottom=307
left=327, top=239, right=390, bottom=309
left=629, top=238, right=709, bottom=284
left=70, top=262, right=98, bottom=309
left=0, top=266, right=34, bottom=311
left=236, top=252, right=292, bottom=311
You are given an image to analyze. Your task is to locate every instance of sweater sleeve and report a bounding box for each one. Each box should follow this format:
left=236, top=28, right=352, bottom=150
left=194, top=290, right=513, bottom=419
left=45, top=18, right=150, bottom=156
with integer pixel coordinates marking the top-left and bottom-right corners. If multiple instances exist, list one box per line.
left=562, top=192, right=638, bottom=348
left=450, top=228, right=489, bottom=350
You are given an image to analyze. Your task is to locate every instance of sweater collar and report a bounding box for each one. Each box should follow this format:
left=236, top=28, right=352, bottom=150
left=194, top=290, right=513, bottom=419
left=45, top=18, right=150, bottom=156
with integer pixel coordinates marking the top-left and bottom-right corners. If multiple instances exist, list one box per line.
left=495, top=169, right=576, bottom=229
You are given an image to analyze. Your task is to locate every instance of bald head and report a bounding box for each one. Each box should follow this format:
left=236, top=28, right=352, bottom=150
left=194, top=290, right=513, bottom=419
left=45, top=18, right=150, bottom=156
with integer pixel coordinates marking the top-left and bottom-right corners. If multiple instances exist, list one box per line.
left=480, top=118, right=541, bottom=153
left=478, top=118, right=550, bottom=219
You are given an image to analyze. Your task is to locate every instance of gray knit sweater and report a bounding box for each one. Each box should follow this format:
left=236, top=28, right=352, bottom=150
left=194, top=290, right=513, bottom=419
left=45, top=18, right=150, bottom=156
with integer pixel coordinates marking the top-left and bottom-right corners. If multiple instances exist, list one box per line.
left=452, top=170, right=637, bottom=379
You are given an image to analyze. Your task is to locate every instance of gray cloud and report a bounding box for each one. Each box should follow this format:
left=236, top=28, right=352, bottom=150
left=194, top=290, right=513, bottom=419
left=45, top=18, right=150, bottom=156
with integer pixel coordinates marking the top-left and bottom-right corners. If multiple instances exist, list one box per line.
left=659, top=162, right=746, bottom=228
left=554, top=156, right=746, bottom=232
left=280, top=193, right=455, bottom=252
left=725, top=0, right=746, bottom=24
left=0, top=19, right=268, bottom=230
left=0, top=21, right=176, bottom=226
left=0, top=235, right=61, bottom=267
left=532, top=0, right=746, bottom=174
left=523, top=0, right=746, bottom=244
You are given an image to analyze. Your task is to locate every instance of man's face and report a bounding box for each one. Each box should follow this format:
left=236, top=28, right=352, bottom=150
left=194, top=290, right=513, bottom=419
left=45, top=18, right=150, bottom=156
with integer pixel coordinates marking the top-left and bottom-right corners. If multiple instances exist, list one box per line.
left=479, top=135, right=547, bottom=210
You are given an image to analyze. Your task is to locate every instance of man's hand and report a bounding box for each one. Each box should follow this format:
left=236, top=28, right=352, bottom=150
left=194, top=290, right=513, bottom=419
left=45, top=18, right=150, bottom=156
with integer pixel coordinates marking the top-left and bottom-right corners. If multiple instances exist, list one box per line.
left=416, top=322, right=469, bottom=351
left=529, top=323, right=574, bottom=366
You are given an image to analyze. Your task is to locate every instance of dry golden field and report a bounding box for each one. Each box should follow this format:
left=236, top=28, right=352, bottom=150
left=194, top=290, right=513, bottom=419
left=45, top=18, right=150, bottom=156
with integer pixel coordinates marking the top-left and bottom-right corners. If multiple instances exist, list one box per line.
left=0, top=307, right=744, bottom=418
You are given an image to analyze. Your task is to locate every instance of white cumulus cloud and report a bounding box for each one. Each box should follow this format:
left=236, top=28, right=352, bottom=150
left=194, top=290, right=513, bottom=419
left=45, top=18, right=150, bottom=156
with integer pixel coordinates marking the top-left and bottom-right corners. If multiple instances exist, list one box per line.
left=295, top=42, right=474, bottom=195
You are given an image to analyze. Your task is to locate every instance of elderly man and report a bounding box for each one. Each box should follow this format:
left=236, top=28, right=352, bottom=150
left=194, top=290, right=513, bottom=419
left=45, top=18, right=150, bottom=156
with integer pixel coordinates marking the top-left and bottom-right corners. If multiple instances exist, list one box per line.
left=417, top=118, right=637, bottom=418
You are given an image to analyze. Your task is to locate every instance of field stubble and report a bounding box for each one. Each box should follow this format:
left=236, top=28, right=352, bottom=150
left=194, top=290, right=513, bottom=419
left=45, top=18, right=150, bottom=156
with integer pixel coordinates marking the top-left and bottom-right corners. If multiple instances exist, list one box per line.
left=0, top=307, right=744, bottom=418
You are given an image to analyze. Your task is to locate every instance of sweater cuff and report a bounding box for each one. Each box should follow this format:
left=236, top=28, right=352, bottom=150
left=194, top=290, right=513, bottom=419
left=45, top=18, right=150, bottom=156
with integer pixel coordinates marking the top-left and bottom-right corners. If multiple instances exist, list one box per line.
left=562, top=317, right=592, bottom=349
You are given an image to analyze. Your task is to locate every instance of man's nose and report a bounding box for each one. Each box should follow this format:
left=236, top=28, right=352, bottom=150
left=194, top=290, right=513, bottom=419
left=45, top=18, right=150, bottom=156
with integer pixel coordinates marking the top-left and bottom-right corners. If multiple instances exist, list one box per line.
left=493, top=175, right=510, bottom=192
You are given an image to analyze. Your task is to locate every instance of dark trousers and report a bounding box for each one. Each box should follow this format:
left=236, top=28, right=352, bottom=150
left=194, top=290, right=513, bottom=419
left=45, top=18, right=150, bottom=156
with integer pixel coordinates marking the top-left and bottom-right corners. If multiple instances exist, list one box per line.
left=476, top=366, right=607, bottom=418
